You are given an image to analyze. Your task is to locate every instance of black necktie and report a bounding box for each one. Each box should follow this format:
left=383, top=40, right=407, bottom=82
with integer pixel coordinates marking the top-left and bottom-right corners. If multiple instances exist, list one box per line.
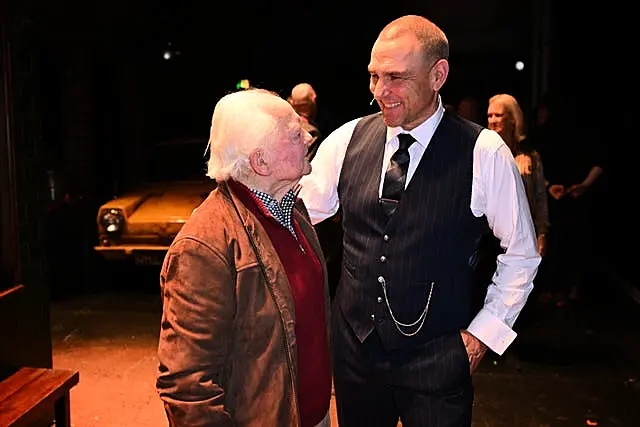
left=380, top=133, right=416, bottom=217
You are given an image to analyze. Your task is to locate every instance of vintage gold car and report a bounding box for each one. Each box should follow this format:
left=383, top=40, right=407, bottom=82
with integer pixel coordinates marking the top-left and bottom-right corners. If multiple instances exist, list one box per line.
left=94, top=137, right=216, bottom=266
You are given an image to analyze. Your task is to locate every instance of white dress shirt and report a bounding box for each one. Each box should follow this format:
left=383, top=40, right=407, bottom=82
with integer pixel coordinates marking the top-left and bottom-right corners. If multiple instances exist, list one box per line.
left=298, top=98, right=541, bottom=355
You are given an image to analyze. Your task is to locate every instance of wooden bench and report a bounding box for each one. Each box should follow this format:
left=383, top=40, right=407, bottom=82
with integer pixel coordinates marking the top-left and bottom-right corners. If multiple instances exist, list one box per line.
left=0, top=367, right=79, bottom=427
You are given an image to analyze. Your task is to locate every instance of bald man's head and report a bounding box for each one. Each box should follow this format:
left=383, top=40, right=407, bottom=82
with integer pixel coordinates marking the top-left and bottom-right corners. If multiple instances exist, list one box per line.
left=289, top=83, right=318, bottom=119
left=378, top=15, right=449, bottom=65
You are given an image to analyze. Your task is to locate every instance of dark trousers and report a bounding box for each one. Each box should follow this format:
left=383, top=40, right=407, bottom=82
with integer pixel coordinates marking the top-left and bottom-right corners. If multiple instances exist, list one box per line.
left=332, top=306, right=473, bottom=427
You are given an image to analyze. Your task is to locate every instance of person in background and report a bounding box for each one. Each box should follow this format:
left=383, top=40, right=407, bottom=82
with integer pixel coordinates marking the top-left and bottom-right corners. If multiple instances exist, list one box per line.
left=289, top=83, right=323, bottom=161
left=457, top=94, right=481, bottom=124
left=487, top=93, right=549, bottom=254
left=529, top=93, right=605, bottom=303
left=156, top=89, right=332, bottom=427
left=299, top=14, right=540, bottom=427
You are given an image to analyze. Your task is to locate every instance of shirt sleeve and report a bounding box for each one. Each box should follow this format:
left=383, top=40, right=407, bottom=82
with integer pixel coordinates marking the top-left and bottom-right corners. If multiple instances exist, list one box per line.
left=468, top=129, right=541, bottom=355
left=298, top=118, right=361, bottom=225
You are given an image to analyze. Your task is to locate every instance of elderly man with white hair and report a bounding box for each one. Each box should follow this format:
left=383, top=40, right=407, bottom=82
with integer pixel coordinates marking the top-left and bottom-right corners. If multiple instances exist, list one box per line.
left=156, top=89, right=332, bottom=427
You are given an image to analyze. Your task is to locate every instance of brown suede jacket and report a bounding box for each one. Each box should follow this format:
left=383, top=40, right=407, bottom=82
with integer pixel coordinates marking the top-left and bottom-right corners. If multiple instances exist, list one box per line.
left=156, top=181, right=330, bottom=427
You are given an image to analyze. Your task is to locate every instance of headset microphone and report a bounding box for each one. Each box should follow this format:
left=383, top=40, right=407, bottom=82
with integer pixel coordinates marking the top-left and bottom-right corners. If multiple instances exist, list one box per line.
left=370, top=98, right=376, bottom=106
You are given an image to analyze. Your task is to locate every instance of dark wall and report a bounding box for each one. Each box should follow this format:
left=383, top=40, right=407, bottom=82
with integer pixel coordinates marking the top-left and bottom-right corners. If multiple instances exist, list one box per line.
left=0, top=0, right=53, bottom=370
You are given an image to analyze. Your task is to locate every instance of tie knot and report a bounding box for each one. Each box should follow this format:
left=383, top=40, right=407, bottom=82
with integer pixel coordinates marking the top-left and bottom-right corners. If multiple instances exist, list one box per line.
left=398, top=133, right=415, bottom=151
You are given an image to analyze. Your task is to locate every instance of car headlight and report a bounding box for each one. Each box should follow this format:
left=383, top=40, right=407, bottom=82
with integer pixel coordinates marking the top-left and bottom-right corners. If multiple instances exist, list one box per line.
left=101, top=209, right=124, bottom=233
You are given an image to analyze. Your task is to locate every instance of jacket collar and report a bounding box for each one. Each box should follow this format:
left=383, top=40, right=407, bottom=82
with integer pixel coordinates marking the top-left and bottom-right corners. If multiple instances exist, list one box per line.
left=218, top=180, right=325, bottom=268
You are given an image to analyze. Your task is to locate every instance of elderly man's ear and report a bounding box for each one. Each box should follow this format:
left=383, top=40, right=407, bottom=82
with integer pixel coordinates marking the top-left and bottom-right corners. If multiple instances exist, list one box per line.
left=249, top=149, right=271, bottom=176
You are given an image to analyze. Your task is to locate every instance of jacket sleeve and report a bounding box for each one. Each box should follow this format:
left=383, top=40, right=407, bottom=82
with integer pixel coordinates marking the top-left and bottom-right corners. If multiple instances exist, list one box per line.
left=156, top=237, right=235, bottom=427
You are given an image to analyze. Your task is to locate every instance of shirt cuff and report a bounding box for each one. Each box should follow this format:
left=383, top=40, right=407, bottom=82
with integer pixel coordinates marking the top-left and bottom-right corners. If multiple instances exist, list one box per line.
left=467, top=309, right=517, bottom=355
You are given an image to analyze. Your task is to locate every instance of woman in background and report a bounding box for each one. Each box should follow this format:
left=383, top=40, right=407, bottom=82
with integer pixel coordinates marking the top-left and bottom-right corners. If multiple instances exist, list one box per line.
left=488, top=94, right=549, bottom=255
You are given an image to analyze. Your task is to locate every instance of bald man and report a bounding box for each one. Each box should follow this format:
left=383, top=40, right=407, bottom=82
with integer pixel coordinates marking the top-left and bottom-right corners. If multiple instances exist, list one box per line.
left=299, top=15, right=539, bottom=426
left=289, top=83, right=323, bottom=161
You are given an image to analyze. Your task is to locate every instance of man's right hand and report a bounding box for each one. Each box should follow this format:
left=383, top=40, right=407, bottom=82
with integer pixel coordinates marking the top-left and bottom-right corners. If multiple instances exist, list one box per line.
left=460, top=330, right=487, bottom=374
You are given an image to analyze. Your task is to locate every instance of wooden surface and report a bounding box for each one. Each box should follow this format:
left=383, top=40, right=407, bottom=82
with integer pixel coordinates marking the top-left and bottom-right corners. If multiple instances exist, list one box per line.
left=0, top=367, right=79, bottom=427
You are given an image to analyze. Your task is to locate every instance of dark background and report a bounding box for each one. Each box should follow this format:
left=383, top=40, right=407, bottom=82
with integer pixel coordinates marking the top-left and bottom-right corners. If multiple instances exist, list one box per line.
left=4, top=0, right=636, bottom=286
left=30, top=0, right=631, bottom=178
left=37, top=0, right=540, bottom=146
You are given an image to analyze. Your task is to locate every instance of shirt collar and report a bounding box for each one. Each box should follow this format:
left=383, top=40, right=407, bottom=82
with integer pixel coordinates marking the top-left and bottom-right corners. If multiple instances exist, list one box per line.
left=228, top=179, right=297, bottom=235
left=386, top=95, right=445, bottom=148
left=249, top=187, right=297, bottom=235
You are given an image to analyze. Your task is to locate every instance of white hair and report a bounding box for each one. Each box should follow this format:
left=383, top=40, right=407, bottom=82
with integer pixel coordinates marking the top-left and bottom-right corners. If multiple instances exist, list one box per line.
left=206, top=89, right=289, bottom=182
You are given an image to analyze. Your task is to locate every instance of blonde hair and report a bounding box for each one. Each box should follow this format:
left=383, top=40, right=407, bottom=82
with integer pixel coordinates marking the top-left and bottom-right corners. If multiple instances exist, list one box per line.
left=205, top=89, right=289, bottom=182
left=489, top=93, right=526, bottom=142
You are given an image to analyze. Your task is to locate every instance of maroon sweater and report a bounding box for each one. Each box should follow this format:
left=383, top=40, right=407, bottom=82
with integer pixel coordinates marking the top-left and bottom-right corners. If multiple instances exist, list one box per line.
left=230, top=181, right=331, bottom=426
